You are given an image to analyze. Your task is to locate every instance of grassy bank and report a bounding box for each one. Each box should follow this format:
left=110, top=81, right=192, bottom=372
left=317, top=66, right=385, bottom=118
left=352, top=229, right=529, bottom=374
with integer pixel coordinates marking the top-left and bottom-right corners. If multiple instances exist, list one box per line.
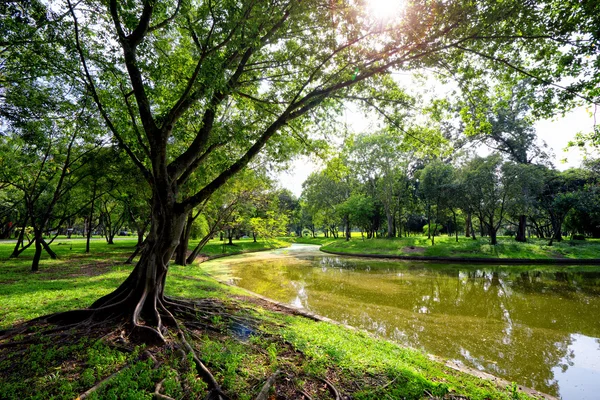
left=318, top=235, right=600, bottom=260
left=0, top=239, right=536, bottom=399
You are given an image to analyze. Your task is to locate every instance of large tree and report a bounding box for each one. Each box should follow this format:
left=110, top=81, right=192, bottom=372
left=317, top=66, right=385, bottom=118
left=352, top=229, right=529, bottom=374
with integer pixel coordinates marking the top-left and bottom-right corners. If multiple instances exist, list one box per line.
left=8, top=0, right=597, bottom=396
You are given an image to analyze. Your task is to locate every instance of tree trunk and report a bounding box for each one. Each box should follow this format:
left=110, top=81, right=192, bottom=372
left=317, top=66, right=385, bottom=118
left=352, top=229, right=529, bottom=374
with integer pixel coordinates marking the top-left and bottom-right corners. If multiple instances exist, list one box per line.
left=175, top=211, right=194, bottom=266
left=84, top=194, right=188, bottom=343
left=386, top=211, right=394, bottom=238
left=453, top=211, right=458, bottom=243
left=137, top=228, right=145, bottom=247
left=41, top=238, right=57, bottom=259
left=515, top=215, right=527, bottom=242
left=126, top=239, right=145, bottom=264
left=186, top=234, right=212, bottom=265
left=427, top=206, right=431, bottom=239
left=465, top=212, right=471, bottom=237
left=488, top=216, right=497, bottom=245
left=86, top=183, right=97, bottom=253
left=31, top=230, right=43, bottom=272
left=553, top=223, right=563, bottom=242
left=345, top=215, right=351, bottom=241
left=490, top=229, right=497, bottom=245
left=10, top=222, right=29, bottom=258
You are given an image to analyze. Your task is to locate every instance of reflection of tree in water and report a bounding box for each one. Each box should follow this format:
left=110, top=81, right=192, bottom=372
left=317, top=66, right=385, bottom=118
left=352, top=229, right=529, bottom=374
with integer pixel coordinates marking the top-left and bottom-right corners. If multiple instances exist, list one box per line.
left=224, top=256, right=600, bottom=396
left=408, top=268, right=586, bottom=395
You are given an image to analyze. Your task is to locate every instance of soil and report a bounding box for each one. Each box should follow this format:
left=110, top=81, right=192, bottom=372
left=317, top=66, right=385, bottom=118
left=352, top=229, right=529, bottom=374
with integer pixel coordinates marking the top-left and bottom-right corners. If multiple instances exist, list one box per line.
left=401, top=246, right=426, bottom=254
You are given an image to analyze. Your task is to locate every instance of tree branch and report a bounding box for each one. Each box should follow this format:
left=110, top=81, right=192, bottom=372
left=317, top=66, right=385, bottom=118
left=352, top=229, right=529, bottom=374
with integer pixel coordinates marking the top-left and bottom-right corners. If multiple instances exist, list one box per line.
left=67, top=0, right=152, bottom=182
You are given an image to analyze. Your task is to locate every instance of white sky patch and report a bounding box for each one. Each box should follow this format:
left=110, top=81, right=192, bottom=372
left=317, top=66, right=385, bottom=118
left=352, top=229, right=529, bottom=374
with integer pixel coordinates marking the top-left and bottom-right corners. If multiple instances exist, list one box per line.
left=368, top=0, right=405, bottom=21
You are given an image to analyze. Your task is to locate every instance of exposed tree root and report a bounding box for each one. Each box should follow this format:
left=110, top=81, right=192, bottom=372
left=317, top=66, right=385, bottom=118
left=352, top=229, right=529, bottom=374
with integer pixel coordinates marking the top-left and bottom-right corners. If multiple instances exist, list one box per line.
left=321, top=378, right=342, bottom=400
left=299, top=390, right=314, bottom=400
left=254, top=369, right=280, bottom=400
left=1, top=292, right=263, bottom=400
left=154, top=378, right=177, bottom=400
left=78, top=363, right=132, bottom=399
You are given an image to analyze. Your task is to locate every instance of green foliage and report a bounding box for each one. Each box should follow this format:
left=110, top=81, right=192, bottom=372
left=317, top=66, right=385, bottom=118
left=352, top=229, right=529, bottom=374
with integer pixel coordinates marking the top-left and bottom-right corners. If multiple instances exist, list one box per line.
left=321, top=235, right=600, bottom=260
left=190, top=214, right=209, bottom=240
left=423, top=223, right=443, bottom=236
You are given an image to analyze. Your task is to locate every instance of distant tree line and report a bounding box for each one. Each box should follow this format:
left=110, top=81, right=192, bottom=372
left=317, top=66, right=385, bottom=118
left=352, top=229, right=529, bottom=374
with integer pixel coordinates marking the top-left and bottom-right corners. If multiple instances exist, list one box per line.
left=297, top=134, right=600, bottom=246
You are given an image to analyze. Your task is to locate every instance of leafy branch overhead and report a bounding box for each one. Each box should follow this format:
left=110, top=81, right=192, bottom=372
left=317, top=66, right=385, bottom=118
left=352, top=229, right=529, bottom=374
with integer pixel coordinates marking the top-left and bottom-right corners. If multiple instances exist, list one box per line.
left=60, top=0, right=594, bottom=212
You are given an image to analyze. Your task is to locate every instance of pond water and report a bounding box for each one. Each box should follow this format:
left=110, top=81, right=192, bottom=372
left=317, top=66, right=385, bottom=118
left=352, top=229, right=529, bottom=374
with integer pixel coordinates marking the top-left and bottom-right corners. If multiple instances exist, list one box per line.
left=202, top=244, right=600, bottom=399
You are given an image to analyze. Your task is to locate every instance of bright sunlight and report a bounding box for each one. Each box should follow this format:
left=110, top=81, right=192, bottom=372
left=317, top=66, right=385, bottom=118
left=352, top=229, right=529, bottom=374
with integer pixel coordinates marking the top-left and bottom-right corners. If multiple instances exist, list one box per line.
left=368, top=0, right=405, bottom=20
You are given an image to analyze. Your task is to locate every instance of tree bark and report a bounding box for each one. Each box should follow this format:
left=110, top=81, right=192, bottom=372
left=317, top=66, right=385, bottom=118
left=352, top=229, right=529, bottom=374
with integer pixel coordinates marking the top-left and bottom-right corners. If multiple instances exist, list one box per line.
left=31, top=230, right=43, bottom=272
left=85, top=193, right=188, bottom=343
left=515, top=215, right=527, bottom=242
left=453, top=211, right=458, bottom=243
left=186, top=234, right=212, bottom=264
left=126, top=239, right=145, bottom=264
left=41, top=238, right=57, bottom=259
left=386, top=210, right=394, bottom=238
left=490, top=228, right=497, bottom=245
left=174, top=211, right=194, bottom=266
left=345, top=215, right=351, bottom=241
left=86, top=183, right=97, bottom=253
left=10, top=220, right=32, bottom=258
left=427, top=205, right=431, bottom=239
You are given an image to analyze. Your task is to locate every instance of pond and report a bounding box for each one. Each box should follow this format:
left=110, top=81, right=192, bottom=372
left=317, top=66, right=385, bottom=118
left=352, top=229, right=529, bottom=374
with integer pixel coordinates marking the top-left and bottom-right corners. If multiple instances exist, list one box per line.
left=202, top=244, right=600, bottom=400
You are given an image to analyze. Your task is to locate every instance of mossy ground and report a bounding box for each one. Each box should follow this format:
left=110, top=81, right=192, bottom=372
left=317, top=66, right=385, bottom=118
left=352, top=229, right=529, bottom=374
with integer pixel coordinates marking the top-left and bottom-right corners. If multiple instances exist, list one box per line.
left=302, top=234, right=600, bottom=260
left=0, top=237, right=535, bottom=399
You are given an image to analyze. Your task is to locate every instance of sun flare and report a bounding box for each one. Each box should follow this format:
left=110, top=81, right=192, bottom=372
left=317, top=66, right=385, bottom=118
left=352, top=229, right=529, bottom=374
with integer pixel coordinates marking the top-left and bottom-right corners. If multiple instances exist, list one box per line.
left=368, top=0, right=404, bottom=20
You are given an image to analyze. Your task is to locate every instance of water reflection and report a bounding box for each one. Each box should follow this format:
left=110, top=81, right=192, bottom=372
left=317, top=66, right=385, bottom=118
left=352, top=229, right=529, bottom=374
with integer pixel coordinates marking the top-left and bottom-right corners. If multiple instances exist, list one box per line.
left=203, top=246, right=600, bottom=399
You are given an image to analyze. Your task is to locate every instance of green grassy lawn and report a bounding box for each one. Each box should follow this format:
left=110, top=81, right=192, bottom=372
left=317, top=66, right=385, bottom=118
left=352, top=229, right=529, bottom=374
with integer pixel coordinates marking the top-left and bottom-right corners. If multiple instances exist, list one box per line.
left=293, top=236, right=337, bottom=246
left=200, top=237, right=290, bottom=257
left=0, top=237, right=289, bottom=328
left=0, top=237, right=535, bottom=399
left=319, top=235, right=600, bottom=259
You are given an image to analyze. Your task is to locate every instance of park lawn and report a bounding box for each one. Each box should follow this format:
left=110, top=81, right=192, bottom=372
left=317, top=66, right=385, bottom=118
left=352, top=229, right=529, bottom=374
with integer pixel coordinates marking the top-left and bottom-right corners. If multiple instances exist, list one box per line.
left=320, top=235, right=600, bottom=259
left=0, top=237, right=289, bottom=328
left=0, top=238, right=534, bottom=400
left=200, top=237, right=291, bottom=257
left=293, top=236, right=338, bottom=246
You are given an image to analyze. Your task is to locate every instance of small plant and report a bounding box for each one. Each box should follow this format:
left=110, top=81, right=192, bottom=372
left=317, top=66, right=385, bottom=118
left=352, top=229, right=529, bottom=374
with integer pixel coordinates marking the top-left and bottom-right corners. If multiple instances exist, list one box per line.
left=266, top=342, right=278, bottom=364
left=507, top=382, right=521, bottom=400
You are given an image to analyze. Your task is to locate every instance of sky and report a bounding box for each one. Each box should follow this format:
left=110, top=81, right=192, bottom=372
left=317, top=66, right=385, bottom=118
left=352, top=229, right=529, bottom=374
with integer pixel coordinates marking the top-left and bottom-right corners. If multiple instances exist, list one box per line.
left=275, top=105, right=598, bottom=197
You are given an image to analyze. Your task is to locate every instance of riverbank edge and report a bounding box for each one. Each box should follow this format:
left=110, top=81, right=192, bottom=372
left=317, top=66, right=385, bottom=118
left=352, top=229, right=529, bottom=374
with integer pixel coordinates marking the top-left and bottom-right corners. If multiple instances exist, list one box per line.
left=196, top=250, right=558, bottom=400
left=320, top=247, right=600, bottom=265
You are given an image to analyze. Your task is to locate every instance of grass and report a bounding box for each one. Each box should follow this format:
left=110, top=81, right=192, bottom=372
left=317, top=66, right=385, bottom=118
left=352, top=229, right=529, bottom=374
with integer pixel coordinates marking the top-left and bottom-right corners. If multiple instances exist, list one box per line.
left=200, top=237, right=291, bottom=257
left=318, top=234, right=600, bottom=259
left=0, top=237, right=536, bottom=399
left=0, top=237, right=288, bottom=329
